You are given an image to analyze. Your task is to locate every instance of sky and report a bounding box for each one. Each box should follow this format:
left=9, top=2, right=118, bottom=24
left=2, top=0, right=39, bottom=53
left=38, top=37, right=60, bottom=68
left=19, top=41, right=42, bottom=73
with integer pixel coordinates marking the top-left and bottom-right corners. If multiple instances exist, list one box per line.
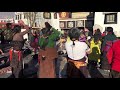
left=0, top=12, right=15, bottom=19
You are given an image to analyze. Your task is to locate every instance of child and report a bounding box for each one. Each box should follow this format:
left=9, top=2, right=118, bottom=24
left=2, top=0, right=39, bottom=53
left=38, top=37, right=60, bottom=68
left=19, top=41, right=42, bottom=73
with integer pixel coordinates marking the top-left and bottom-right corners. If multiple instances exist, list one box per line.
left=88, top=34, right=101, bottom=69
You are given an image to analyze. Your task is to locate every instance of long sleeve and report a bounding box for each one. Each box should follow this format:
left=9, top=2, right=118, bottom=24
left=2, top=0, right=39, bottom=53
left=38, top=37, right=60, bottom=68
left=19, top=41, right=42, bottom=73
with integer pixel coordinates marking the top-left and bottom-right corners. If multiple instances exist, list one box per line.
left=106, top=46, right=113, bottom=64
left=51, top=28, right=60, bottom=40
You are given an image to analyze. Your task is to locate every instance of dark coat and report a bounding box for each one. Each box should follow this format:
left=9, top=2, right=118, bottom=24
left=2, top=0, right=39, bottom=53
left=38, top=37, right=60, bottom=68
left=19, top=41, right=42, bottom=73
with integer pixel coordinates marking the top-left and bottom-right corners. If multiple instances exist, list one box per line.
left=100, top=33, right=117, bottom=70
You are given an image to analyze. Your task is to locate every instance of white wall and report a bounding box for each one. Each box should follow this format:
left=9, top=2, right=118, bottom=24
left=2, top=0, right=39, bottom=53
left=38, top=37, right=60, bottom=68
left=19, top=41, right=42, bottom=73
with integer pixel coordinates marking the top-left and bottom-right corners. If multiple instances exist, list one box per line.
left=15, top=12, right=61, bottom=31
left=50, top=13, right=60, bottom=31
left=38, top=12, right=60, bottom=31
left=94, top=12, right=120, bottom=37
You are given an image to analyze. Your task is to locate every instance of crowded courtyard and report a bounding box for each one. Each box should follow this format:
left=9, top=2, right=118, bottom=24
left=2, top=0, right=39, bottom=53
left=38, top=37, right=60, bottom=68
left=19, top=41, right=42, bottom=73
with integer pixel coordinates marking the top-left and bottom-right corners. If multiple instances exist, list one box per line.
left=0, top=12, right=119, bottom=78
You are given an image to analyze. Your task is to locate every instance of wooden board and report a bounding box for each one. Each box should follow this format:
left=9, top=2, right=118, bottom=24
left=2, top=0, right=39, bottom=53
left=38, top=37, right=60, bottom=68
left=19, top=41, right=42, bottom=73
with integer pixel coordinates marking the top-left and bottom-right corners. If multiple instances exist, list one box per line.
left=38, top=48, right=58, bottom=78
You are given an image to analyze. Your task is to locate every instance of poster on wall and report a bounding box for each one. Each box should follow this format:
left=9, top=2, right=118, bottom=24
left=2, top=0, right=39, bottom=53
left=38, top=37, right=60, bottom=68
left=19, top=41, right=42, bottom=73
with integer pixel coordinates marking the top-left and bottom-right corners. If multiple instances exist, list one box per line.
left=60, top=21, right=66, bottom=28
left=43, top=12, right=51, bottom=19
left=76, top=20, right=84, bottom=27
left=67, top=21, right=75, bottom=28
left=59, top=12, right=70, bottom=19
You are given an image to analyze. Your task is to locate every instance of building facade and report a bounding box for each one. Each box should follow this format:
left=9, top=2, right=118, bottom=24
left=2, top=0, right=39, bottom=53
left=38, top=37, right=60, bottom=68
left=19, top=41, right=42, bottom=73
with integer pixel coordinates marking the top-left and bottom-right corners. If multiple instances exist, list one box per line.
left=0, top=12, right=15, bottom=23
left=94, top=12, right=120, bottom=37
left=14, top=12, right=60, bottom=30
left=14, top=12, right=94, bottom=31
left=59, top=12, right=94, bottom=31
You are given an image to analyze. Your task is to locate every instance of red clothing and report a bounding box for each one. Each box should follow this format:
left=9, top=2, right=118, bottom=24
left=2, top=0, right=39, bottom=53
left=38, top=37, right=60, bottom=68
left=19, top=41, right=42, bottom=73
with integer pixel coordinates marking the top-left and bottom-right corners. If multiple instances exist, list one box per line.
left=102, top=33, right=106, bottom=37
left=9, top=49, right=22, bottom=61
left=107, top=40, right=120, bottom=72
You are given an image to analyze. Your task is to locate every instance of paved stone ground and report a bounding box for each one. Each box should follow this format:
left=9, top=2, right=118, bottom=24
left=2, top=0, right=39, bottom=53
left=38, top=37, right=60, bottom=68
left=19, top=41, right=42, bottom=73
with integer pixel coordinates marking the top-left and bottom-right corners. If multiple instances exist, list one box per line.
left=0, top=42, right=39, bottom=78
left=0, top=43, right=111, bottom=78
left=0, top=53, right=39, bottom=78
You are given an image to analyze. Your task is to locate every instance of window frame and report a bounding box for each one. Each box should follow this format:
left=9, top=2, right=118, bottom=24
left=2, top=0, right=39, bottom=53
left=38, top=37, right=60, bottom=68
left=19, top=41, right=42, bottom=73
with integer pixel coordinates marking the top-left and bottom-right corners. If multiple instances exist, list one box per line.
left=104, top=13, right=117, bottom=24
left=43, top=12, right=51, bottom=19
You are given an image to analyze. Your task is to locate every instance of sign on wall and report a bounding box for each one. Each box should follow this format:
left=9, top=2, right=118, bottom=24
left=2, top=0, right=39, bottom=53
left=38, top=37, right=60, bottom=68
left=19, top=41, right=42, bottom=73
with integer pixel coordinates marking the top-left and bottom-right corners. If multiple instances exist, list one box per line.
left=59, top=12, right=70, bottom=19
left=76, top=20, right=84, bottom=27
left=60, top=21, right=66, bottom=28
left=67, top=21, right=75, bottom=28
left=43, top=12, right=51, bottom=19
left=72, top=12, right=90, bottom=19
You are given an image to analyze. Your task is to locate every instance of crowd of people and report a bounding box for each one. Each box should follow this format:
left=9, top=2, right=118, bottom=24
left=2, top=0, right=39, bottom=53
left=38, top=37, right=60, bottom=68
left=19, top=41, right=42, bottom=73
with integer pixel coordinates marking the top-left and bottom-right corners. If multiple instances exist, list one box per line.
left=0, top=22, right=120, bottom=78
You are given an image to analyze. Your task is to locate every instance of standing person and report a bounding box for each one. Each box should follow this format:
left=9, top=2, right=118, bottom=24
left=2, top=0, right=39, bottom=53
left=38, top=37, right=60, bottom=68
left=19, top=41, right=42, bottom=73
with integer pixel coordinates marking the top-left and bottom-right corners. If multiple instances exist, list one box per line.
left=106, top=39, right=120, bottom=78
left=56, top=35, right=67, bottom=78
left=66, top=27, right=91, bottom=78
left=94, top=29, right=102, bottom=40
left=30, top=30, right=39, bottom=55
left=4, top=23, right=13, bottom=43
left=100, top=27, right=117, bottom=78
left=38, top=22, right=60, bottom=78
left=88, top=34, right=102, bottom=71
left=9, top=25, right=30, bottom=78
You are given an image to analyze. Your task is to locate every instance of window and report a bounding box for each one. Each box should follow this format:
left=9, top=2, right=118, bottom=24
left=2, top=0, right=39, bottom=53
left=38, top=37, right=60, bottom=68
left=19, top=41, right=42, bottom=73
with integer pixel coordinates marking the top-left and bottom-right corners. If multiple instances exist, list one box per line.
left=16, top=15, right=17, bottom=20
left=24, top=14, right=26, bottom=19
left=104, top=13, right=117, bottom=24
left=54, top=13, right=57, bottom=19
left=76, top=20, right=84, bottom=27
left=43, top=12, right=51, bottom=19
left=67, top=21, right=75, bottom=28
left=20, top=14, right=22, bottom=19
left=60, top=21, right=66, bottom=28
left=18, top=15, right=19, bottom=20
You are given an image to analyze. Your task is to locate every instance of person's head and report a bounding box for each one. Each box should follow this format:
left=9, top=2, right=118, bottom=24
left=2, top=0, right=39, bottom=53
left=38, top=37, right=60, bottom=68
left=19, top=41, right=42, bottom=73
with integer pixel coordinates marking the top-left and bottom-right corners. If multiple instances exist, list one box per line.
left=93, top=34, right=100, bottom=44
left=106, top=27, right=114, bottom=35
left=45, top=22, right=52, bottom=29
left=96, top=28, right=101, bottom=33
left=13, top=25, right=21, bottom=33
left=6, top=23, right=12, bottom=29
left=41, top=28, right=50, bottom=37
left=95, top=28, right=101, bottom=35
left=68, top=27, right=80, bottom=41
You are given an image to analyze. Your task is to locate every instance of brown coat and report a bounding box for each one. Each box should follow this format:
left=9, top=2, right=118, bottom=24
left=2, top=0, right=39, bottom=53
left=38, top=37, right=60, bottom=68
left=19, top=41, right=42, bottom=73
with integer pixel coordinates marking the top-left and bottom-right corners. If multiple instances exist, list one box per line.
left=38, top=47, right=58, bottom=78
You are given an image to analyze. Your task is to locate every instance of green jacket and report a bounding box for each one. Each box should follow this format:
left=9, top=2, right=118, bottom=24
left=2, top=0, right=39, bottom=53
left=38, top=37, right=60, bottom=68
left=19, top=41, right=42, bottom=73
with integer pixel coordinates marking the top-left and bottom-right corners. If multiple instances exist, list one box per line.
left=38, top=28, right=60, bottom=48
